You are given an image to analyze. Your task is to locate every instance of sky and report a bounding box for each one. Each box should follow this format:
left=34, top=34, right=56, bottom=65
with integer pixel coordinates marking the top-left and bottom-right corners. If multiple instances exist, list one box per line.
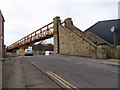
left=118, top=1, right=120, bottom=19
left=0, top=0, right=119, bottom=46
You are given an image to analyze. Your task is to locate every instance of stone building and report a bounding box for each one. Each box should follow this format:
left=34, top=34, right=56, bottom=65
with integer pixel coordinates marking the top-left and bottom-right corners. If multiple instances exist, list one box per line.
left=0, top=10, right=5, bottom=59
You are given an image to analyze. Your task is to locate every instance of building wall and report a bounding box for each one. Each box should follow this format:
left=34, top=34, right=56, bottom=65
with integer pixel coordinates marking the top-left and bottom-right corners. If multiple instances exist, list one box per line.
left=0, top=11, right=5, bottom=59
left=0, top=13, right=2, bottom=58
left=2, top=20, right=5, bottom=58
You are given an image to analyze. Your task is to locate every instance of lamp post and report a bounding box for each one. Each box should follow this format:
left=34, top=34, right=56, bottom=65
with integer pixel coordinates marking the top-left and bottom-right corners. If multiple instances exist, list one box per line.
left=110, top=26, right=116, bottom=44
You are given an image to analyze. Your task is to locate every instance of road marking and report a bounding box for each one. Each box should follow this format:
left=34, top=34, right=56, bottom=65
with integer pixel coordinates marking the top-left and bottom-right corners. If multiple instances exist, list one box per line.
left=46, top=72, right=72, bottom=90
left=49, top=71, right=78, bottom=89
left=46, top=71, right=79, bottom=90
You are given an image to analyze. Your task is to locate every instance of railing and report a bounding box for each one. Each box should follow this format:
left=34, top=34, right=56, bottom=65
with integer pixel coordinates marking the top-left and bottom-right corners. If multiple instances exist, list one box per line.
left=7, top=21, right=65, bottom=50
left=8, top=22, right=54, bottom=50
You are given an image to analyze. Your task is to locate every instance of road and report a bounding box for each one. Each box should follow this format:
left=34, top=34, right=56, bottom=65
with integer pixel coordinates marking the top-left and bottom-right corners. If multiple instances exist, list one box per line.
left=25, top=55, right=119, bottom=88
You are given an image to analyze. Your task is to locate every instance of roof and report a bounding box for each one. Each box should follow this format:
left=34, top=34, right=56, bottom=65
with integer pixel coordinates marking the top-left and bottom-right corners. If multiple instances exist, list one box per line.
left=84, top=19, right=120, bottom=32
left=84, top=19, right=120, bottom=44
left=0, top=10, right=5, bottom=22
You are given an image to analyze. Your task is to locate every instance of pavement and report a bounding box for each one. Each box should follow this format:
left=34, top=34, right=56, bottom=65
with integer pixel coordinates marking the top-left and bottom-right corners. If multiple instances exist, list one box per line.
left=85, top=58, right=119, bottom=66
left=57, top=55, right=120, bottom=66
left=26, top=55, right=119, bottom=88
left=2, top=56, right=62, bottom=89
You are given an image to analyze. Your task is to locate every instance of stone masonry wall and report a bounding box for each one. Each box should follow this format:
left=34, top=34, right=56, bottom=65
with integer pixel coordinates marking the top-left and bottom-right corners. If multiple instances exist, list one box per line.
left=63, top=18, right=109, bottom=46
left=115, top=45, right=120, bottom=59
left=83, top=31, right=110, bottom=45
left=63, top=18, right=116, bottom=59
left=83, top=29, right=120, bottom=59
left=54, top=16, right=120, bottom=59
left=53, top=17, right=97, bottom=58
left=59, top=25, right=97, bottom=58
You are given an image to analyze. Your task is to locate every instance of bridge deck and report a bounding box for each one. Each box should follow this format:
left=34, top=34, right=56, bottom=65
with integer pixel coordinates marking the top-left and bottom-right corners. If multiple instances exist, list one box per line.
left=8, top=22, right=54, bottom=50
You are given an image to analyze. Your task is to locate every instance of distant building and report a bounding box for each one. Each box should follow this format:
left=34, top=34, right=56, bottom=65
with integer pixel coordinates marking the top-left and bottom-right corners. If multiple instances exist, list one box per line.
left=0, top=10, right=5, bottom=58
left=33, top=44, right=53, bottom=51
left=85, top=19, right=120, bottom=45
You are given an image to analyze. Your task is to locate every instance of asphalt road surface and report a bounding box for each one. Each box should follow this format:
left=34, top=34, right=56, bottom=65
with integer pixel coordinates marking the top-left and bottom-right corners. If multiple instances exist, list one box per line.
left=24, top=55, right=119, bottom=88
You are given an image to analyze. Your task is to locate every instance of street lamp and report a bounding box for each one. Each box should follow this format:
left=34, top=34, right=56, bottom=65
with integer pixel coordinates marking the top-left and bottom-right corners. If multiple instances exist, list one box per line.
left=110, top=26, right=116, bottom=44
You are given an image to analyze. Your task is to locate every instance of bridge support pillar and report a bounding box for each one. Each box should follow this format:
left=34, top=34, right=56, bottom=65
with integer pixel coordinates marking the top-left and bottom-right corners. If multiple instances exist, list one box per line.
left=53, top=16, right=61, bottom=55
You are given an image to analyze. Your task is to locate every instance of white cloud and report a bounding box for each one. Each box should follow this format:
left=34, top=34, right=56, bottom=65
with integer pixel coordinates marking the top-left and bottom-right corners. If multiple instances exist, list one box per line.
left=53, top=2, right=118, bottom=30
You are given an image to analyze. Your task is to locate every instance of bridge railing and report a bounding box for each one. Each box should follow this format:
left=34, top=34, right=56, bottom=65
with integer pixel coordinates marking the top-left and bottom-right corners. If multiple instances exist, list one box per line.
left=7, top=21, right=65, bottom=50
left=8, top=22, right=54, bottom=50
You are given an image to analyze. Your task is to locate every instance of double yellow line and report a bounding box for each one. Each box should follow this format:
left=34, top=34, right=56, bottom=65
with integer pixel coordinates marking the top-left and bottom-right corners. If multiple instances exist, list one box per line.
left=46, top=71, right=79, bottom=90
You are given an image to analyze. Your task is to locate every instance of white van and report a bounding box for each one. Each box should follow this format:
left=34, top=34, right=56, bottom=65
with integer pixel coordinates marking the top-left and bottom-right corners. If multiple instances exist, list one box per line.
left=24, top=49, right=33, bottom=56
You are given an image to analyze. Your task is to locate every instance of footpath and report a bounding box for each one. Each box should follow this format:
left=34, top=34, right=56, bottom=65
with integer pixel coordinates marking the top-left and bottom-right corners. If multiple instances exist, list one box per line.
left=2, top=56, right=61, bottom=89
left=59, top=55, right=120, bottom=66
